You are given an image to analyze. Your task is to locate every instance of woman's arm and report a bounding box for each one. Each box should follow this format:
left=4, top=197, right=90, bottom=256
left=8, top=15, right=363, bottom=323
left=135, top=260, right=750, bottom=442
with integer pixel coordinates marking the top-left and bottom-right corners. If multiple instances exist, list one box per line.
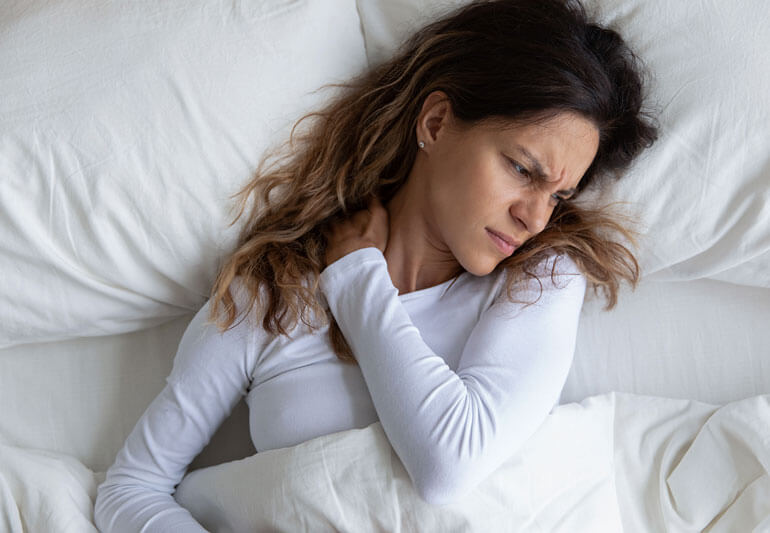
left=94, top=282, right=259, bottom=532
left=319, top=247, right=586, bottom=505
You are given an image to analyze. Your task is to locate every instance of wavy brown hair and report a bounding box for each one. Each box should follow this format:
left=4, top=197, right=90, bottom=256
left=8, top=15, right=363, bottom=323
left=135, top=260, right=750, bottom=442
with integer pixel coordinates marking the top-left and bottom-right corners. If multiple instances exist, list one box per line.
left=207, top=0, right=658, bottom=363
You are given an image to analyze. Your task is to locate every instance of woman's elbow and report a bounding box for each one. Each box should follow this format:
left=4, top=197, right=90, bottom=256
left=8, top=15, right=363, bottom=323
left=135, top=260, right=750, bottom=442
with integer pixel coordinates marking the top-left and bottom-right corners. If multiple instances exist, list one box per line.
left=412, top=461, right=475, bottom=506
left=93, top=482, right=117, bottom=531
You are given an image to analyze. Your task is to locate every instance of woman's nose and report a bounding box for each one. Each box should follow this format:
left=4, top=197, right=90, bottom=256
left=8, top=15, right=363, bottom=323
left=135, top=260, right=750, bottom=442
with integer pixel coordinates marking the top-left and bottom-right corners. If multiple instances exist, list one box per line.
left=510, top=193, right=551, bottom=235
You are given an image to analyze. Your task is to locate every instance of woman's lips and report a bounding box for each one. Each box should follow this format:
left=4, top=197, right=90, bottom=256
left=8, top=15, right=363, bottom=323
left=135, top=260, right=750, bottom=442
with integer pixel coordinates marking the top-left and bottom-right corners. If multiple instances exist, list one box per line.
left=486, top=228, right=519, bottom=256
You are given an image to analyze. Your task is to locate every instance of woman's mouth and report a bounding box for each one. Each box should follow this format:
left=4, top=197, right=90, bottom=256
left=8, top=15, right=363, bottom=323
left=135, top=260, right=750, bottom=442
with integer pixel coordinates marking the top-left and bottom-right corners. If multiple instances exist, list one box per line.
left=486, top=228, right=518, bottom=256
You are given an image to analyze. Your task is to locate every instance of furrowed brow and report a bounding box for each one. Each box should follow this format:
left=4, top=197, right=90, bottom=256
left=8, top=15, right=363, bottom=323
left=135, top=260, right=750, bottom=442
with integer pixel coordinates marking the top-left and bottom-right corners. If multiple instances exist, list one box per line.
left=515, top=145, right=578, bottom=197
left=515, top=145, right=550, bottom=180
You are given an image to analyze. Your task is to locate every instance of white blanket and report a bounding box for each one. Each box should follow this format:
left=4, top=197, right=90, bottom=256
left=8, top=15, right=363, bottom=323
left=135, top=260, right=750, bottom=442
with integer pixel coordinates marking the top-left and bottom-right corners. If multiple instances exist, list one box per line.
left=175, top=395, right=621, bottom=532
left=0, top=442, right=102, bottom=532
left=614, top=393, right=770, bottom=532
left=174, top=393, right=770, bottom=532
left=2, top=393, right=768, bottom=532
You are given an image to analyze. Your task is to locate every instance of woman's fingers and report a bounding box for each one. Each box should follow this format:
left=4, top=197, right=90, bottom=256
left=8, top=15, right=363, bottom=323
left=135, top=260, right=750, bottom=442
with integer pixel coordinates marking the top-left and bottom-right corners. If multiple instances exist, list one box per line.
left=323, top=197, right=389, bottom=267
left=364, top=197, right=389, bottom=251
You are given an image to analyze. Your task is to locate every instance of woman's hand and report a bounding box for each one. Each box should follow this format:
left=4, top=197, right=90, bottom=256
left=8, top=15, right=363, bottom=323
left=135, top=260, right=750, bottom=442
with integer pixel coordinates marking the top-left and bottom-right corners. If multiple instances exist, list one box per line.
left=324, top=197, right=389, bottom=267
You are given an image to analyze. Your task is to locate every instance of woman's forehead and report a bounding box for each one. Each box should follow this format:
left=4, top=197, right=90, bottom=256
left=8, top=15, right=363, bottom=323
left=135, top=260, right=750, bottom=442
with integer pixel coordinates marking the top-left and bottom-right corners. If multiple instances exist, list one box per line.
left=485, top=111, right=598, bottom=136
left=488, top=114, right=599, bottom=182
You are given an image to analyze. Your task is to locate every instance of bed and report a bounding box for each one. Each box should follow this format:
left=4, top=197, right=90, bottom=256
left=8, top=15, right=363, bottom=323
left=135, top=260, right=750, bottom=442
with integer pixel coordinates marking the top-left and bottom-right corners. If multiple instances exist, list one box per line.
left=1, top=0, right=768, bottom=531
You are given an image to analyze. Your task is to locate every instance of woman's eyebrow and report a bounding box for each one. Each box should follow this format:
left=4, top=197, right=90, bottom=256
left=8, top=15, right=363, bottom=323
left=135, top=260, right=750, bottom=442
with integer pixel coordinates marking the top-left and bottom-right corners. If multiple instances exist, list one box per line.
left=514, top=144, right=577, bottom=196
left=514, top=145, right=550, bottom=180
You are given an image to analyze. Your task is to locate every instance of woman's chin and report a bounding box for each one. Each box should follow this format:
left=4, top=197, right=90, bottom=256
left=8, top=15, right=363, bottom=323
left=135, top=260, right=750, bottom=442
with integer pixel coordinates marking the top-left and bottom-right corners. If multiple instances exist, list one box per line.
left=459, top=256, right=499, bottom=278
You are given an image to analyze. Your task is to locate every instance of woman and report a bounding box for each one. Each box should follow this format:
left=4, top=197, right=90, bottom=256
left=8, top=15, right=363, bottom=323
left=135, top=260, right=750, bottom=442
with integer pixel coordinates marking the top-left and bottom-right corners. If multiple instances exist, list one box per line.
left=95, top=0, right=657, bottom=530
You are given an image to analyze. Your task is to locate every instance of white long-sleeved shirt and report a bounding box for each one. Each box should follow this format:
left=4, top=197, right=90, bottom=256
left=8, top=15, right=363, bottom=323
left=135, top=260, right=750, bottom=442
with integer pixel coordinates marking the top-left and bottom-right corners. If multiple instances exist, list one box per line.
left=94, top=247, right=586, bottom=532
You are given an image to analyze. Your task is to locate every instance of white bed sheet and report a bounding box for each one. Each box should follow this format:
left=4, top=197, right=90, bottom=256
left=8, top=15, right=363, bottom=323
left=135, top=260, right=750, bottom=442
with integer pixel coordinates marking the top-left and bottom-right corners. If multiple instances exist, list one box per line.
left=563, top=278, right=770, bottom=405
left=0, top=315, right=254, bottom=474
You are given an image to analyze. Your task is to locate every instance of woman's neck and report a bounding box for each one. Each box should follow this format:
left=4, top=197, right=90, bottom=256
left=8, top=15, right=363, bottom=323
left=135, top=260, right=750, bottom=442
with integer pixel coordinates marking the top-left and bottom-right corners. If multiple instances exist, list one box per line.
left=384, top=175, right=462, bottom=295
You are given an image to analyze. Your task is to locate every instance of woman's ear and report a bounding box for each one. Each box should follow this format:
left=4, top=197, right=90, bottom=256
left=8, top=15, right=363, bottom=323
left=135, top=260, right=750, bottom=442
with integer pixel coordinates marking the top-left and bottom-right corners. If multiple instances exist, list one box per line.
left=415, top=90, right=453, bottom=150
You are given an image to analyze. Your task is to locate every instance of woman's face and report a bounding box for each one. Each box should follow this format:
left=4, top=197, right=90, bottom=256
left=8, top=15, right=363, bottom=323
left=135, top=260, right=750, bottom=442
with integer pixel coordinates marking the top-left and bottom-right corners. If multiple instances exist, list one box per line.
left=415, top=95, right=599, bottom=277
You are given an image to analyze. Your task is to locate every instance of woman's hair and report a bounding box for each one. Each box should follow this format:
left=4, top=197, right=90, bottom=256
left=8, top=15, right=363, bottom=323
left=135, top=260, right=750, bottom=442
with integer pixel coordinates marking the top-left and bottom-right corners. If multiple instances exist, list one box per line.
left=208, top=0, right=658, bottom=363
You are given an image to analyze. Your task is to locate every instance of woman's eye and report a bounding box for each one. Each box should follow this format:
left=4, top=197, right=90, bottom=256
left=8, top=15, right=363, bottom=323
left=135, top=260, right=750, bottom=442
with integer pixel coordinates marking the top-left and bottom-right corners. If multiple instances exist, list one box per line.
left=508, top=158, right=530, bottom=178
left=550, top=193, right=562, bottom=205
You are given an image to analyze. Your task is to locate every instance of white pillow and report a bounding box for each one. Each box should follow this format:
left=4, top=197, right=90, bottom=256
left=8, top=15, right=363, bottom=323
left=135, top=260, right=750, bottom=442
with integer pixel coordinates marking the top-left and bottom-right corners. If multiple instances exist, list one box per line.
left=174, top=395, right=621, bottom=532
left=0, top=0, right=367, bottom=347
left=356, top=0, right=770, bottom=287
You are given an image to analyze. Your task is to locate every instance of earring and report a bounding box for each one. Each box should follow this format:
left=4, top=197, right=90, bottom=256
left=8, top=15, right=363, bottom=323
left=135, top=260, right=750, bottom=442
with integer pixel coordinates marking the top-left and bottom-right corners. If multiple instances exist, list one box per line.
left=418, top=141, right=425, bottom=149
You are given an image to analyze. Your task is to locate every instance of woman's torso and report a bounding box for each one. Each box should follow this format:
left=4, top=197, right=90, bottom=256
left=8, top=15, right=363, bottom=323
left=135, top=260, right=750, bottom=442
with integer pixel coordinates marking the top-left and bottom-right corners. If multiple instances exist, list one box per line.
left=244, top=268, right=506, bottom=452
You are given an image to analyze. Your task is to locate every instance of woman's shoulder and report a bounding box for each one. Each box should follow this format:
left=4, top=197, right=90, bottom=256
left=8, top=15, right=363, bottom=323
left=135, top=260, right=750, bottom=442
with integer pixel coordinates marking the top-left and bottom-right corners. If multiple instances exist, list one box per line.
left=186, top=275, right=273, bottom=352
left=496, top=251, right=586, bottom=302
left=227, top=274, right=283, bottom=324
left=531, top=251, right=582, bottom=277
left=229, top=273, right=328, bottom=333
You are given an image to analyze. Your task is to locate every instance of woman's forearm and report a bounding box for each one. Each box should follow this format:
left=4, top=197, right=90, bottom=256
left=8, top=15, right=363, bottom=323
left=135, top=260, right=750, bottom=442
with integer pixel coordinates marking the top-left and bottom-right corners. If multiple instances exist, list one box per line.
left=320, top=247, right=586, bottom=504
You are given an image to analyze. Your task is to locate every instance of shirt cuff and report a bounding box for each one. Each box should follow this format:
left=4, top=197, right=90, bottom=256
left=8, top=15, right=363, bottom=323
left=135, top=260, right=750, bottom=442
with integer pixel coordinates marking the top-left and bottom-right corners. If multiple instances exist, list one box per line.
left=319, top=247, right=387, bottom=286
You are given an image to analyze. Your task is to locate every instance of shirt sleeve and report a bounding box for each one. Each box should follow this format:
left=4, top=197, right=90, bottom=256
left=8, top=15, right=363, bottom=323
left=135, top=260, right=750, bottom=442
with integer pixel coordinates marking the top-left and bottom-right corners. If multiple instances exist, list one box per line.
left=94, top=281, right=259, bottom=533
left=319, top=247, right=586, bottom=505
